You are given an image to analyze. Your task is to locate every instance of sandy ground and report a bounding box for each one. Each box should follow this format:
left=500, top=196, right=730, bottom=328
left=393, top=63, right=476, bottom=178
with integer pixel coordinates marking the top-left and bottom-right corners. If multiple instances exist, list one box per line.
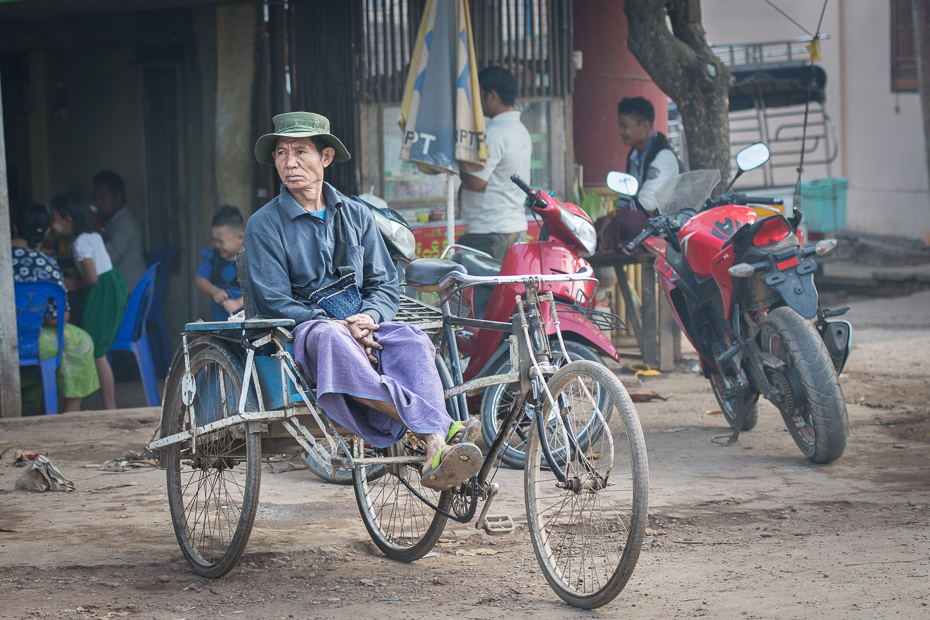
left=0, top=293, right=928, bottom=620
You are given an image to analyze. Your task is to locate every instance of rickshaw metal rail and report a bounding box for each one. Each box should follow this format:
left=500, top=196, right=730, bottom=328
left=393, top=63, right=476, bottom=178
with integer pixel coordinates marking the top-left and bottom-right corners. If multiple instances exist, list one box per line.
left=148, top=409, right=288, bottom=450
left=711, top=35, right=830, bottom=68
left=442, top=372, right=520, bottom=399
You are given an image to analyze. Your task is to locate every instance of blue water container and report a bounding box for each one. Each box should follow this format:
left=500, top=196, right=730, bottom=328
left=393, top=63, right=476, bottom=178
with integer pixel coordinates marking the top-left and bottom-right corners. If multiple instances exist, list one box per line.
left=800, top=177, right=848, bottom=232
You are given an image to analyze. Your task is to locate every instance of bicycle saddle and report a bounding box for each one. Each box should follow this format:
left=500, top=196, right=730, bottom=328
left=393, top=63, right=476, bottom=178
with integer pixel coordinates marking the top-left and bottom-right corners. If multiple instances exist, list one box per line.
left=405, top=258, right=466, bottom=292
left=451, top=251, right=502, bottom=277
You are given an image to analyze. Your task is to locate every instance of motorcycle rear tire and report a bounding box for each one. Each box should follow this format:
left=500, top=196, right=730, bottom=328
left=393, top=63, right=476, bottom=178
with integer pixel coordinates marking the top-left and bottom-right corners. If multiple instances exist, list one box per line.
left=759, top=307, right=849, bottom=463
left=709, top=372, right=760, bottom=431
left=480, top=340, right=605, bottom=469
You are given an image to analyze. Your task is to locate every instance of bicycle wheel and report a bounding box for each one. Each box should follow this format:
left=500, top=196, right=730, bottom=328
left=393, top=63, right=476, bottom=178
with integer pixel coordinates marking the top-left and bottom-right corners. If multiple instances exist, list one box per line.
left=354, top=436, right=451, bottom=562
left=481, top=341, right=607, bottom=468
left=165, top=346, right=261, bottom=579
left=525, top=360, right=648, bottom=609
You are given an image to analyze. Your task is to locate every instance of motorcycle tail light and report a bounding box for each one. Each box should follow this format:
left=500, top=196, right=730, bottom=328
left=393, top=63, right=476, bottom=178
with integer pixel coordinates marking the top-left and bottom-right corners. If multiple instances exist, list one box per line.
left=752, top=218, right=791, bottom=246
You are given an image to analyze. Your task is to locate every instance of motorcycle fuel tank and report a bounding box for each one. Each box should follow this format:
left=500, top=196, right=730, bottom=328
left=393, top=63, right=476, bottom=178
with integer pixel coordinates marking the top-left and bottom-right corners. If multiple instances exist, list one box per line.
left=678, top=206, right=757, bottom=279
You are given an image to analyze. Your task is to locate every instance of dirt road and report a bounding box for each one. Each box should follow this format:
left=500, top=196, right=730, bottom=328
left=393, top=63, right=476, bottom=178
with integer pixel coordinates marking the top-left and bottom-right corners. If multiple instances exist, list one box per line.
left=1, top=293, right=928, bottom=620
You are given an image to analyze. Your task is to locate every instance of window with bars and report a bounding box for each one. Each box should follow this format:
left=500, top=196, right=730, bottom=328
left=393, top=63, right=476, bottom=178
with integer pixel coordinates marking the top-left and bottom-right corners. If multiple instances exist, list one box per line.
left=359, top=0, right=573, bottom=104
left=892, top=0, right=920, bottom=92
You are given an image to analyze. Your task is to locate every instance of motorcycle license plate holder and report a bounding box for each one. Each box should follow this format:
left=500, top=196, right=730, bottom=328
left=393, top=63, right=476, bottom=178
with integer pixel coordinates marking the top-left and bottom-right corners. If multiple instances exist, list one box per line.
left=762, top=260, right=818, bottom=319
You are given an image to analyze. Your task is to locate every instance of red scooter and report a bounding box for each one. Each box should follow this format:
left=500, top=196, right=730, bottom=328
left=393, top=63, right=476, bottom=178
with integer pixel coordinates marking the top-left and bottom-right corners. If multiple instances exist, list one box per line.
left=611, top=143, right=851, bottom=463
left=444, top=175, right=622, bottom=468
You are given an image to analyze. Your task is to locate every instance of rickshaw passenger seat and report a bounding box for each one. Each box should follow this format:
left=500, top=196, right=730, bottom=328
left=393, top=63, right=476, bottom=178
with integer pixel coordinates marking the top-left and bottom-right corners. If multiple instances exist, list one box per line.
left=236, top=251, right=256, bottom=320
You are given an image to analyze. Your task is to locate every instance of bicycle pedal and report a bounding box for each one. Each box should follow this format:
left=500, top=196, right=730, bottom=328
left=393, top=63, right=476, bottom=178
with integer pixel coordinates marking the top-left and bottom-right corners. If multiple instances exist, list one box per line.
left=481, top=514, right=514, bottom=535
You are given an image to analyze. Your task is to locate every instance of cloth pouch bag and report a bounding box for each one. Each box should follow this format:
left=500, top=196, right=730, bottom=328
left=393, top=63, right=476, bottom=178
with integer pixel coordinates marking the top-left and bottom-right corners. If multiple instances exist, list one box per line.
left=294, top=206, right=363, bottom=320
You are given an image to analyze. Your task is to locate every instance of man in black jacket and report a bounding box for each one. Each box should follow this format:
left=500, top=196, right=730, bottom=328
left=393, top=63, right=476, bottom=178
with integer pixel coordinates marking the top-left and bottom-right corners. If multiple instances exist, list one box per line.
left=598, top=97, right=687, bottom=252
left=617, top=97, right=685, bottom=213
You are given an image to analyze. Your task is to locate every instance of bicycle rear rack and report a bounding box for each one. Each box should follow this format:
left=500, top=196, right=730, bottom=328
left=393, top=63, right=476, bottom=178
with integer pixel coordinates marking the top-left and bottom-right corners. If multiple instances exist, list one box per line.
left=555, top=300, right=626, bottom=333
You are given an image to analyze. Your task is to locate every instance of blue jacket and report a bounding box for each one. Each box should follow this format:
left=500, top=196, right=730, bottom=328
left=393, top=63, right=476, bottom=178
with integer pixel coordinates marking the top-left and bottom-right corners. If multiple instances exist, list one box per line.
left=244, top=183, right=399, bottom=324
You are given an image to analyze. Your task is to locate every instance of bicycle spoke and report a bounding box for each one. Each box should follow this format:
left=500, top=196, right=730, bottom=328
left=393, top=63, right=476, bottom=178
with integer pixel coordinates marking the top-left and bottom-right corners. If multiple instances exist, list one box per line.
left=355, top=441, right=449, bottom=560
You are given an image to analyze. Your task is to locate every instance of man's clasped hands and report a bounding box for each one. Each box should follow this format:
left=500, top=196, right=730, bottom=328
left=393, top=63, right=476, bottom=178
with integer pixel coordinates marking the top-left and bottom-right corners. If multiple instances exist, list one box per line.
left=335, top=314, right=383, bottom=363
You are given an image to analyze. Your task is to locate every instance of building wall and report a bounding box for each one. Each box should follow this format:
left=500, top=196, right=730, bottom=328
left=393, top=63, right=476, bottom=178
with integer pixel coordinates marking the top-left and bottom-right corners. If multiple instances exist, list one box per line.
left=214, top=3, right=257, bottom=216
left=36, top=47, right=148, bottom=241
left=572, top=0, right=670, bottom=190
left=702, top=0, right=930, bottom=239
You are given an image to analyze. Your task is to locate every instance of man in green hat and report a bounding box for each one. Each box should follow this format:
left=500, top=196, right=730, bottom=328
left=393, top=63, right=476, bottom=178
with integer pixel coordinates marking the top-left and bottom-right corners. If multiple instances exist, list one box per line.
left=245, top=112, right=482, bottom=491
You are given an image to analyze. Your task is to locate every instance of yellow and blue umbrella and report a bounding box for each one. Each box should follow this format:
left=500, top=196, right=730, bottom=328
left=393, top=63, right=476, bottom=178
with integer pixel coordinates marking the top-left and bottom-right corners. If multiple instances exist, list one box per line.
left=400, top=0, right=487, bottom=246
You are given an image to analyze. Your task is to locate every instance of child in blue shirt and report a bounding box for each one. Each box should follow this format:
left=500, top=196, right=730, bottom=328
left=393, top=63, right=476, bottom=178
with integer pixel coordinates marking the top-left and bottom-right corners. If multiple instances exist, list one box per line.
left=195, top=205, right=245, bottom=321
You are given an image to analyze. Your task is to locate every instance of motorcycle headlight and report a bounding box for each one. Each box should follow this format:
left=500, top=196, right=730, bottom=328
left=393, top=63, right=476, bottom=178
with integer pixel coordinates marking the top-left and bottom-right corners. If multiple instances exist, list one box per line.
left=559, top=207, right=597, bottom=256
left=373, top=210, right=417, bottom=261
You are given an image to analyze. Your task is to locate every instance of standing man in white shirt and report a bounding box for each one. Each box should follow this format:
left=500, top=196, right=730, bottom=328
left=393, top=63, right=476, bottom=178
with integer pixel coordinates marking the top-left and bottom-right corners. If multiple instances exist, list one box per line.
left=458, top=66, right=532, bottom=260
left=92, top=170, right=147, bottom=290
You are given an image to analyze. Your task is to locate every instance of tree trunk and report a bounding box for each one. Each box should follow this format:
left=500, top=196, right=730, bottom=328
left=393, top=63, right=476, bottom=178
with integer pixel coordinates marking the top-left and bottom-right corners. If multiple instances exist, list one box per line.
left=624, top=0, right=732, bottom=186
left=913, top=0, right=930, bottom=213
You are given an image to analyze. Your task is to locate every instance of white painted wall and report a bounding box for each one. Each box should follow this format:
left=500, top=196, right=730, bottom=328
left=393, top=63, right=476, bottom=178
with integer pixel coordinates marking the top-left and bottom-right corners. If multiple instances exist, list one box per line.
left=701, top=0, right=930, bottom=239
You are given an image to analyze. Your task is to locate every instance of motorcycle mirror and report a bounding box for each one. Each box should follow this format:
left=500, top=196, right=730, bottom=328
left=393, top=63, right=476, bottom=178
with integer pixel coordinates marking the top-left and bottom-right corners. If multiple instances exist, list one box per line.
left=606, top=171, right=639, bottom=197
left=724, top=143, right=771, bottom=192
left=735, top=143, right=770, bottom=172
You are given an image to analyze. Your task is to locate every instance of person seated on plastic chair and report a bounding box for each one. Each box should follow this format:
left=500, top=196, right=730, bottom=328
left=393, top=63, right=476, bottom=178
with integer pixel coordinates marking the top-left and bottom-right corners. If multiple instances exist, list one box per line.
left=11, top=204, right=100, bottom=412
left=244, top=112, right=481, bottom=491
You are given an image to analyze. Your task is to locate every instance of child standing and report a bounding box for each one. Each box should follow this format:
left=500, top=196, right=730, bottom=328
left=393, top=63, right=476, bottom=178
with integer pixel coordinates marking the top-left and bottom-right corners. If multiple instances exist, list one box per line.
left=195, top=205, right=245, bottom=321
left=51, top=193, right=128, bottom=410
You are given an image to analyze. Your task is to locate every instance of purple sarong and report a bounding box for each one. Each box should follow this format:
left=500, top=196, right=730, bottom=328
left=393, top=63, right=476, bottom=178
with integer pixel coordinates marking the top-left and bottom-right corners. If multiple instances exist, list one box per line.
left=293, top=320, right=453, bottom=448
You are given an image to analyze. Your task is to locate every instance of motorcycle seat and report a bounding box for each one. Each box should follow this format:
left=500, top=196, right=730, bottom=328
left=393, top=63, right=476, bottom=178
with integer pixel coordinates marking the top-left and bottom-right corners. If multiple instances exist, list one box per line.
left=451, top=251, right=503, bottom=277
left=405, top=258, right=466, bottom=292
left=450, top=251, right=501, bottom=320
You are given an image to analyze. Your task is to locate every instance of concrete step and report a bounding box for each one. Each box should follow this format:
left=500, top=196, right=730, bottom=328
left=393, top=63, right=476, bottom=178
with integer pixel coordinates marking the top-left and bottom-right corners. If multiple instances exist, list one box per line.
left=818, top=262, right=930, bottom=296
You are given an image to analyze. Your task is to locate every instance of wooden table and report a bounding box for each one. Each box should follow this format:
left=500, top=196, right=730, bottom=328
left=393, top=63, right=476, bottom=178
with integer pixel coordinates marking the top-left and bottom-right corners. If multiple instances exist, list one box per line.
left=587, top=252, right=680, bottom=372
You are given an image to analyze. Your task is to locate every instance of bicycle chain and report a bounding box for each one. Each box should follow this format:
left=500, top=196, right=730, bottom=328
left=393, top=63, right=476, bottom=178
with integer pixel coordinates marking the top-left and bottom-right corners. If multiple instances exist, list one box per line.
left=399, top=475, right=479, bottom=524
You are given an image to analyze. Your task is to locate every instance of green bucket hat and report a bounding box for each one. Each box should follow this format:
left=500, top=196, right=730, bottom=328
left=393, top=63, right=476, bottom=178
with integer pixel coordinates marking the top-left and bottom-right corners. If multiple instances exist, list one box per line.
left=254, top=112, right=351, bottom=165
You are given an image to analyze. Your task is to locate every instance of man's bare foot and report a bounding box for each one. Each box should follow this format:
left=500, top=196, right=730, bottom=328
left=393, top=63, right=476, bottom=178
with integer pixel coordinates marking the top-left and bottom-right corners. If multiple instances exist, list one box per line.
left=420, top=433, right=447, bottom=476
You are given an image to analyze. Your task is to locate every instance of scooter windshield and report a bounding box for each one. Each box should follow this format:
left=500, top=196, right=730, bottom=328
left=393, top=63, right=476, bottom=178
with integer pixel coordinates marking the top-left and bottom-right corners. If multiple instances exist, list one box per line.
left=654, top=170, right=721, bottom=215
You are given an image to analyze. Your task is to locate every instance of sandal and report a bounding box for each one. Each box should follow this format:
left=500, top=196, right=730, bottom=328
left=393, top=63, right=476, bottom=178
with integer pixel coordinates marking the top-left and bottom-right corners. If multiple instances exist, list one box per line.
left=446, top=418, right=482, bottom=446
left=420, top=443, right=482, bottom=491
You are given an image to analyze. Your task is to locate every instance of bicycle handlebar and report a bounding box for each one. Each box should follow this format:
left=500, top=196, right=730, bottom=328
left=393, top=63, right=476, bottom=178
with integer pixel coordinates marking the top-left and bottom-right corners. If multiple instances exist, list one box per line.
left=439, top=264, right=596, bottom=290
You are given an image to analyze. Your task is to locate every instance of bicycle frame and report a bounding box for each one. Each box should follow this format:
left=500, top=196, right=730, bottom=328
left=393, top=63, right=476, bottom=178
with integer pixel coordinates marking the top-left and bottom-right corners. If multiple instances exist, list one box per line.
left=436, top=269, right=605, bottom=490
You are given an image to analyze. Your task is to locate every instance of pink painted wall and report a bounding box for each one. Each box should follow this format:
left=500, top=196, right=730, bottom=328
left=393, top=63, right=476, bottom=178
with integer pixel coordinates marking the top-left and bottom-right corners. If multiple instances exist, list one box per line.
left=572, top=0, right=669, bottom=188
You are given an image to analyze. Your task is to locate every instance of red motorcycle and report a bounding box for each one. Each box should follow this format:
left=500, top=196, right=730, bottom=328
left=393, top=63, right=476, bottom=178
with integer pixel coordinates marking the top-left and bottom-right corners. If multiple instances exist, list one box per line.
left=442, top=175, right=622, bottom=468
left=611, top=143, right=851, bottom=463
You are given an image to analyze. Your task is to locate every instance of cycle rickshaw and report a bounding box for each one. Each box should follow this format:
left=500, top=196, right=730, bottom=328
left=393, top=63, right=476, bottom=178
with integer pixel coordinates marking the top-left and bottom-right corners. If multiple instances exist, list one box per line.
left=148, top=213, right=649, bottom=610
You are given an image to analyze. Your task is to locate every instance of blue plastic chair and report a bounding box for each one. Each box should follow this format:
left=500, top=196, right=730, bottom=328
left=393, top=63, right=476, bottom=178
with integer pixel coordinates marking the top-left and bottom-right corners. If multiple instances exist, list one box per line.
left=15, top=282, right=67, bottom=415
left=145, top=247, right=175, bottom=377
left=110, top=264, right=161, bottom=407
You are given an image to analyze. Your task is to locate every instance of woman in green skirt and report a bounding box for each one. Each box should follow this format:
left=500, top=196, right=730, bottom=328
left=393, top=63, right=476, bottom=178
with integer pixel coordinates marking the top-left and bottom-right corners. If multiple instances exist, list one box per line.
left=51, top=193, right=129, bottom=410
left=12, top=203, right=100, bottom=411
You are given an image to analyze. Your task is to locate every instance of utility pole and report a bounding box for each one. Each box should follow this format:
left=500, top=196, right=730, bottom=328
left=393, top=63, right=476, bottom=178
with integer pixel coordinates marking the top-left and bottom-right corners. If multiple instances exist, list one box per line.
left=0, top=67, right=23, bottom=418
left=914, top=0, right=930, bottom=214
